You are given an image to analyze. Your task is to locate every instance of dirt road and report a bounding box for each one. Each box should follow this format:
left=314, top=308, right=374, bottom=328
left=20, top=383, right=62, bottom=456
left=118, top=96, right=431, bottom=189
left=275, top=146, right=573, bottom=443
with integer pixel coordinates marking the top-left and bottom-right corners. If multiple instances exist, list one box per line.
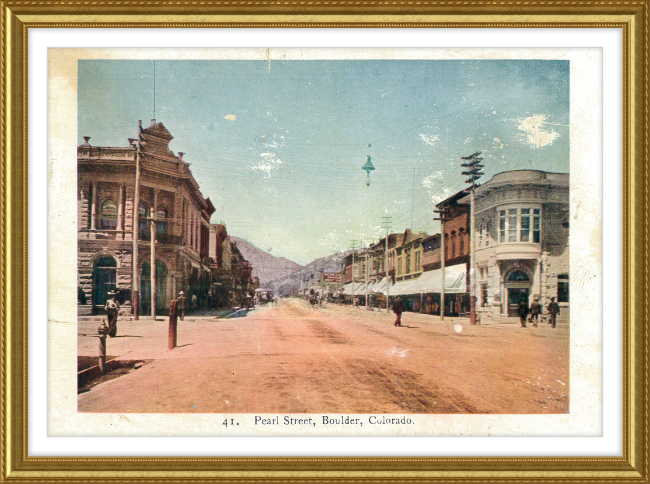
left=78, top=299, right=569, bottom=414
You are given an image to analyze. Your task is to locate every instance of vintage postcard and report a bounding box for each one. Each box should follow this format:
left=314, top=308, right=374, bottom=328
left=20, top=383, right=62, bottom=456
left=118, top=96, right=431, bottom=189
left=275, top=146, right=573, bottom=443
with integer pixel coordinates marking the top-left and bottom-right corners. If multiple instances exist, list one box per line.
left=48, top=48, right=602, bottom=437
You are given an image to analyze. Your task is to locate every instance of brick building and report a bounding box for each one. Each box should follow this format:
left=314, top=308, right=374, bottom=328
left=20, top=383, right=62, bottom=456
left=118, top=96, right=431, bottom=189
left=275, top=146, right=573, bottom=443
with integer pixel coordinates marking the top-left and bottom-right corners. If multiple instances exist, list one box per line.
left=77, top=120, right=215, bottom=316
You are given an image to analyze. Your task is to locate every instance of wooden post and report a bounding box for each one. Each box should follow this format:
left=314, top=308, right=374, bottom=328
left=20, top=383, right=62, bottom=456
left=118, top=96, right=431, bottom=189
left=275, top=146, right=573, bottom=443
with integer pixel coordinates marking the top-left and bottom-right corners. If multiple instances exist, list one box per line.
left=168, top=299, right=178, bottom=350
left=98, top=321, right=108, bottom=374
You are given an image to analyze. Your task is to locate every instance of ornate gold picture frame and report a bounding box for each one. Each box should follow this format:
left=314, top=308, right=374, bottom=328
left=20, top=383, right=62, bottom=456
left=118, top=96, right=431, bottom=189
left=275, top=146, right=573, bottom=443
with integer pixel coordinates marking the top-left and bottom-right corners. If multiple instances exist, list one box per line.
left=2, top=2, right=648, bottom=481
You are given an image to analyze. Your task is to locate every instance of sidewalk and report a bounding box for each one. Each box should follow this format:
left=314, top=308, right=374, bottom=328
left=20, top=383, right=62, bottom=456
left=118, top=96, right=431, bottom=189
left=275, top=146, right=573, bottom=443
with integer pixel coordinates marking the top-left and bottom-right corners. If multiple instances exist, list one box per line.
left=77, top=306, right=266, bottom=362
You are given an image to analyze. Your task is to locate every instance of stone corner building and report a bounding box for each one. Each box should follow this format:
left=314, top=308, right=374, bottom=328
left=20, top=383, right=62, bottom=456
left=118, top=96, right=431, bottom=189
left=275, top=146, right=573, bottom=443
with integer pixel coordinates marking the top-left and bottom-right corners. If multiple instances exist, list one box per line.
left=461, top=169, right=570, bottom=320
left=77, top=120, right=215, bottom=316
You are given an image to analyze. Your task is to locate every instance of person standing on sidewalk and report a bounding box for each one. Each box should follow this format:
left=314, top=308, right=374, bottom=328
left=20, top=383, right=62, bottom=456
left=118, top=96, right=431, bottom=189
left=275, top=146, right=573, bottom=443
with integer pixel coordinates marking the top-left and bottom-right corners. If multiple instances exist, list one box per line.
left=178, top=291, right=186, bottom=321
left=547, top=297, right=560, bottom=328
left=518, top=298, right=529, bottom=328
left=529, top=297, right=542, bottom=327
left=392, top=297, right=404, bottom=327
left=105, top=290, right=120, bottom=337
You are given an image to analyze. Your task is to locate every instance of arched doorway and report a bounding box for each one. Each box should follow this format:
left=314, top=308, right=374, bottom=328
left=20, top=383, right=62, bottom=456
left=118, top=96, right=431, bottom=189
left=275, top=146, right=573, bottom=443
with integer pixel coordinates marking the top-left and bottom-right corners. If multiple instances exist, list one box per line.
left=504, top=269, right=531, bottom=317
left=93, top=255, right=117, bottom=313
left=140, top=260, right=168, bottom=315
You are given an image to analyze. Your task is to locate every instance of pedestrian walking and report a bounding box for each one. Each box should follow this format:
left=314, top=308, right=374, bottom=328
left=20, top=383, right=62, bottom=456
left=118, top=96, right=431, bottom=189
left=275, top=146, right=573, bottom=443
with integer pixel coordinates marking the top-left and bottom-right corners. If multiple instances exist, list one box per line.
left=547, top=297, right=560, bottom=328
left=518, top=298, right=529, bottom=328
left=178, top=291, right=186, bottom=321
left=530, top=296, right=542, bottom=327
left=392, top=296, right=404, bottom=327
left=105, top=290, right=120, bottom=337
left=191, top=293, right=198, bottom=311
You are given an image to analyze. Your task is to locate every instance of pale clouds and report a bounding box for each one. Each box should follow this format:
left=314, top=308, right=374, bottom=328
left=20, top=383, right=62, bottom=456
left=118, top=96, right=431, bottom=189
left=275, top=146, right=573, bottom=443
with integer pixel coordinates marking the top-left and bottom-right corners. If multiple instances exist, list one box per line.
left=250, top=131, right=288, bottom=177
left=223, top=114, right=237, bottom=122
left=419, top=133, right=439, bottom=147
left=250, top=152, right=283, bottom=177
left=422, top=171, right=444, bottom=189
left=517, top=114, right=560, bottom=149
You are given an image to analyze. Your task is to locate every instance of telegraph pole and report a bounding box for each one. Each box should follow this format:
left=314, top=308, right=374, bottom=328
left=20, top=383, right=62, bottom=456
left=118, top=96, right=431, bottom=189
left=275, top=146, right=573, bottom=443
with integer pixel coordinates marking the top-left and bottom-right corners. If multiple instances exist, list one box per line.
left=461, top=151, right=485, bottom=325
left=381, top=215, right=392, bottom=313
left=129, top=123, right=146, bottom=320
left=150, top=207, right=157, bottom=320
left=433, top=208, right=450, bottom=320
left=350, top=240, right=357, bottom=303
left=364, top=249, right=369, bottom=309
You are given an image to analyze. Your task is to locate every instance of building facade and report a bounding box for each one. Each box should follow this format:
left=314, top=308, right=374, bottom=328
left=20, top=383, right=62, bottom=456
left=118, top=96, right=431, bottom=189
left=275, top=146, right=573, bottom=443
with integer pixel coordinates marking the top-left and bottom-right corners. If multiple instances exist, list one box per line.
left=208, top=224, right=254, bottom=308
left=461, top=170, right=570, bottom=319
left=77, top=120, right=215, bottom=316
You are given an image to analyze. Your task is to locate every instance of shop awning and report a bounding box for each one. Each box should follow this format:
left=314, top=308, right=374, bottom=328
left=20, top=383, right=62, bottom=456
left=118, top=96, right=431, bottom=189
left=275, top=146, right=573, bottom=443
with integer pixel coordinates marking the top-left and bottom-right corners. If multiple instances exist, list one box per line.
left=369, top=277, right=390, bottom=295
left=389, top=265, right=467, bottom=296
left=341, top=282, right=366, bottom=296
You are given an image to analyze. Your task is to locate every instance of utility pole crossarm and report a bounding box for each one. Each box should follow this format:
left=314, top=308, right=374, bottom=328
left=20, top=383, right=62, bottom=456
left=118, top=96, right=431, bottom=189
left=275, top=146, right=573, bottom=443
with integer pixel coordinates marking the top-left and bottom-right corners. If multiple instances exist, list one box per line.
left=461, top=151, right=485, bottom=326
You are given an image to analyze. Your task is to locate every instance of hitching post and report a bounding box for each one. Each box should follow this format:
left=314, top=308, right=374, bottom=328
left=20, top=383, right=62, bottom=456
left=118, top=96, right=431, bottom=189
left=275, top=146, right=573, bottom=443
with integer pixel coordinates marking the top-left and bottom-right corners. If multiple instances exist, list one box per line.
left=98, top=320, right=109, bottom=374
left=168, top=299, right=178, bottom=350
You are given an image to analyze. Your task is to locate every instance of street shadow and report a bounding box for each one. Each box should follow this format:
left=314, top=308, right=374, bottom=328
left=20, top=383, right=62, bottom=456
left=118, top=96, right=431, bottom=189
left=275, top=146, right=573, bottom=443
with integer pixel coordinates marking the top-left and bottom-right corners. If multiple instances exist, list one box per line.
left=110, top=335, right=144, bottom=338
left=228, top=309, right=254, bottom=319
left=176, top=343, right=193, bottom=348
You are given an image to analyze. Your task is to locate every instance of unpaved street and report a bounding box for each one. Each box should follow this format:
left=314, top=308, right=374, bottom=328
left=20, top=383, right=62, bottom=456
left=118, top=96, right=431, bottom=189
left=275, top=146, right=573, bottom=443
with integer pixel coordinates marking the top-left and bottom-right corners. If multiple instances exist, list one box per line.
left=78, top=299, right=569, bottom=414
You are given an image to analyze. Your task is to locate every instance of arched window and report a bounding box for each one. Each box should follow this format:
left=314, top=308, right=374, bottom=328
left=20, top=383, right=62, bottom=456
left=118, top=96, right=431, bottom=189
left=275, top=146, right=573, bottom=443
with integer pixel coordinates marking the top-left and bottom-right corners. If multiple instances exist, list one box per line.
left=459, top=228, right=465, bottom=254
left=478, top=223, right=484, bottom=248
left=156, top=207, right=169, bottom=243
left=93, top=255, right=117, bottom=307
left=139, top=202, right=150, bottom=241
left=100, top=199, right=118, bottom=230
left=485, top=220, right=491, bottom=246
left=451, top=231, right=457, bottom=258
left=507, top=270, right=530, bottom=282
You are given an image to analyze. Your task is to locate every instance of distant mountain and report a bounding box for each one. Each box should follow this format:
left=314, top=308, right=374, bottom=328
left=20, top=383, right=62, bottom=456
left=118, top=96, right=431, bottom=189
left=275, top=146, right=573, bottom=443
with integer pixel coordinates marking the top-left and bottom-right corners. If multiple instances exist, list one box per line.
left=266, top=251, right=350, bottom=296
left=229, top=236, right=302, bottom=287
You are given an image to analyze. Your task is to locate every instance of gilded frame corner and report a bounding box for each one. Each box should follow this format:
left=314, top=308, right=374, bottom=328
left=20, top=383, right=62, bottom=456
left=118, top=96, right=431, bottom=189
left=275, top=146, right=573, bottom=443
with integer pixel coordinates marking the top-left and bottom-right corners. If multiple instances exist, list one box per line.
left=1, top=2, right=648, bottom=482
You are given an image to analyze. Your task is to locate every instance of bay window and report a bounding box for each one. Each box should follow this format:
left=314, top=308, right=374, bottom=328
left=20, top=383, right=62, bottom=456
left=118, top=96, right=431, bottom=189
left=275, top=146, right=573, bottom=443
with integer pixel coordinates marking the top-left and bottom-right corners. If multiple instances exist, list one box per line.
left=498, top=207, right=542, bottom=244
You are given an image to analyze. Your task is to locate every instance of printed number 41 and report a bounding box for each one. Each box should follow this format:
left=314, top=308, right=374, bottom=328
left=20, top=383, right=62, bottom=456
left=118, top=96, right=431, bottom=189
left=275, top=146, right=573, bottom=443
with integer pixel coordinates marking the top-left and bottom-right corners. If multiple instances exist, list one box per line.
left=223, top=419, right=236, bottom=427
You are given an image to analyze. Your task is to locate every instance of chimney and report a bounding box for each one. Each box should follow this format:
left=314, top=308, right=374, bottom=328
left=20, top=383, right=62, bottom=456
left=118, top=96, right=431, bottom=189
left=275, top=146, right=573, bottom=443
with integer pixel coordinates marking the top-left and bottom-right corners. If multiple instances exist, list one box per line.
left=138, top=120, right=142, bottom=128
left=178, top=152, right=184, bottom=160
left=150, top=119, right=156, bottom=127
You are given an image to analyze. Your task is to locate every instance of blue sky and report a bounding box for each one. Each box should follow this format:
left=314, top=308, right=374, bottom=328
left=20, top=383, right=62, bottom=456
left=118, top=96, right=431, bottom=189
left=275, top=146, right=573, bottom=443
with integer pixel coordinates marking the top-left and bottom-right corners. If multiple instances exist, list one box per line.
left=78, top=58, right=569, bottom=265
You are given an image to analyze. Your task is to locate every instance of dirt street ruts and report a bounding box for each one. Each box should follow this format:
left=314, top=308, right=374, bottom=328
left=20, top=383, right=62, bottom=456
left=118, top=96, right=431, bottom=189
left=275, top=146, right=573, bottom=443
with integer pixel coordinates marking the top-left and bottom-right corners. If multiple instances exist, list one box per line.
left=78, top=299, right=569, bottom=414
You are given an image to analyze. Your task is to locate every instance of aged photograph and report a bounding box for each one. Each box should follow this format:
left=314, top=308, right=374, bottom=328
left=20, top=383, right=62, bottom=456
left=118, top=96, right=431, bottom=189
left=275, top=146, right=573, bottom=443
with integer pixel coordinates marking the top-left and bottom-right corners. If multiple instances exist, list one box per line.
left=76, top=56, right=570, bottom=416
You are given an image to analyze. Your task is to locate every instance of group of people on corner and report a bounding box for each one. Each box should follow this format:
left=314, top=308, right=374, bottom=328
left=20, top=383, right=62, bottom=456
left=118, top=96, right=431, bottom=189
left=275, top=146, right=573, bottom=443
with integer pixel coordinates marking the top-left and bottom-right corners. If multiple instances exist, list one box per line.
left=390, top=294, right=561, bottom=330
left=517, top=296, right=561, bottom=328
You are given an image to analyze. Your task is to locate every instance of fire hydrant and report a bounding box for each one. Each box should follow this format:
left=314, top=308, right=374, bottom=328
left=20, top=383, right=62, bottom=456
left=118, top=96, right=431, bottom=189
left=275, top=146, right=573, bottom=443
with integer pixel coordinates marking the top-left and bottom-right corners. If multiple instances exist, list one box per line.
left=98, top=320, right=109, bottom=374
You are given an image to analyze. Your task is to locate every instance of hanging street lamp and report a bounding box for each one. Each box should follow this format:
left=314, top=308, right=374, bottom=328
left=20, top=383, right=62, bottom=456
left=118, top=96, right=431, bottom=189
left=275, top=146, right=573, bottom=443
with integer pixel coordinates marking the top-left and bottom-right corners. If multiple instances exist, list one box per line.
left=362, top=155, right=375, bottom=187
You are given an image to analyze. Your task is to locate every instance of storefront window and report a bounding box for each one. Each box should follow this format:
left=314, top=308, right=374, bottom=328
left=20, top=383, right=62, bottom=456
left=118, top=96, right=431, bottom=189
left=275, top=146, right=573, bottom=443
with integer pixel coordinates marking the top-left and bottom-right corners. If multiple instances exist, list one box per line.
left=557, top=273, right=569, bottom=302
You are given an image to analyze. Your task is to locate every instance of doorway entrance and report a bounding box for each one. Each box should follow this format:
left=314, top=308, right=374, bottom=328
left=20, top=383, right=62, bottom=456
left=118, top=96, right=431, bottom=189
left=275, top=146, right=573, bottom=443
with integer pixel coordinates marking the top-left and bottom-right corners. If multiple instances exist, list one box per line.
left=93, top=255, right=117, bottom=313
left=507, top=288, right=530, bottom=317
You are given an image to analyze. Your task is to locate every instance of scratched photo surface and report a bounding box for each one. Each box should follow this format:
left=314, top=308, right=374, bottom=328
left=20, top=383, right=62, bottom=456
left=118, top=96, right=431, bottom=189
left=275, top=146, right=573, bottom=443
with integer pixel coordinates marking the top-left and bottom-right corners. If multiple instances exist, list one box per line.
left=75, top=57, right=571, bottom=419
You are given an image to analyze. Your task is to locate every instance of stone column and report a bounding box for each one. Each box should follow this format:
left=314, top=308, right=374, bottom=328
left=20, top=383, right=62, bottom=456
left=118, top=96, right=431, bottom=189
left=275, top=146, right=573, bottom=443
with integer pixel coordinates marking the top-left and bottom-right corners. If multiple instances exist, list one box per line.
left=90, top=182, right=97, bottom=230
left=533, top=259, right=542, bottom=301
